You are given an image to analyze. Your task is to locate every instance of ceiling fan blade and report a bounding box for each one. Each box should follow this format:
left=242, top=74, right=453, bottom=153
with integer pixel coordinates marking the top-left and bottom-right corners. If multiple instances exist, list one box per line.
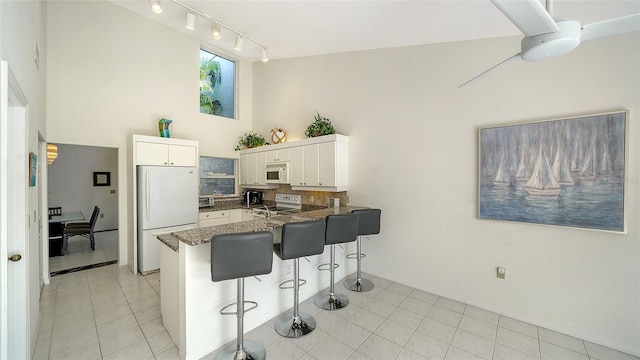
left=491, top=0, right=559, bottom=37
left=581, top=13, right=640, bottom=41
left=458, top=53, right=521, bottom=88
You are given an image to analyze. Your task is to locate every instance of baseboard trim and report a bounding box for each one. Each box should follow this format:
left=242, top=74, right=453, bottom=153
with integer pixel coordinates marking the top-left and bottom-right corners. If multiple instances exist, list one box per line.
left=50, top=260, right=118, bottom=277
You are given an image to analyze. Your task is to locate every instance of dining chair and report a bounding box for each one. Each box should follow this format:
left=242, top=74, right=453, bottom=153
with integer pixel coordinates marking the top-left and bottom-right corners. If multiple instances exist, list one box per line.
left=65, top=205, right=99, bottom=229
left=62, top=206, right=100, bottom=253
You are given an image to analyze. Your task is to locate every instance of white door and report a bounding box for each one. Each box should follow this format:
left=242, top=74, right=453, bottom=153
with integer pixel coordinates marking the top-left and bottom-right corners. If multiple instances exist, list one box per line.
left=0, top=60, right=29, bottom=359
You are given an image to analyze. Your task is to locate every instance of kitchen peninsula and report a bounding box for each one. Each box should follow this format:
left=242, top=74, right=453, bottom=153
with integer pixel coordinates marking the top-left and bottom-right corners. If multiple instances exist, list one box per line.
left=157, top=206, right=364, bottom=360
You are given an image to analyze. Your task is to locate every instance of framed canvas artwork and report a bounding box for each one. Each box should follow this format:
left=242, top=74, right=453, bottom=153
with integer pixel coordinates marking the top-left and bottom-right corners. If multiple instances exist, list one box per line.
left=478, top=111, right=627, bottom=233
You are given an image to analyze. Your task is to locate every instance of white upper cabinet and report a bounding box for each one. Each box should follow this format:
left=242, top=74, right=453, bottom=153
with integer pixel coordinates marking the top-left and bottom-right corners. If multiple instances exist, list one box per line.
left=239, top=134, right=348, bottom=192
left=265, top=148, right=290, bottom=162
left=134, top=135, right=198, bottom=167
left=239, top=152, right=277, bottom=189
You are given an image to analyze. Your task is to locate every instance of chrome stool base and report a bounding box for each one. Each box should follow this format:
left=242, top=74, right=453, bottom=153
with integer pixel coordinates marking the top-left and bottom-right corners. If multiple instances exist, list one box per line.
left=214, top=340, right=266, bottom=360
left=314, top=291, right=349, bottom=310
left=275, top=312, right=316, bottom=338
left=343, top=277, right=374, bottom=292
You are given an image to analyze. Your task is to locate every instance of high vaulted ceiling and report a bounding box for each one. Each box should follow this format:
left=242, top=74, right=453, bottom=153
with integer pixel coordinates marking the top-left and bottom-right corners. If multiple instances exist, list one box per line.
left=111, top=0, right=639, bottom=62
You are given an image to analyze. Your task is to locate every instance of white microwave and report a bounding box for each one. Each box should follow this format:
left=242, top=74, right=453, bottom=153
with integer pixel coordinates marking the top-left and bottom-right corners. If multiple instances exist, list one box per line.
left=265, top=162, right=289, bottom=184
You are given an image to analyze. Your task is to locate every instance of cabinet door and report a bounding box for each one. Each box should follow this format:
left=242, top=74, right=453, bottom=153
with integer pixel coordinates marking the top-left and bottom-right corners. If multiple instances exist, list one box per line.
left=318, top=142, right=336, bottom=187
left=137, top=142, right=169, bottom=166
left=246, top=153, right=257, bottom=185
left=265, top=149, right=291, bottom=162
left=255, top=152, right=267, bottom=185
left=241, top=209, right=254, bottom=221
left=289, top=147, right=304, bottom=186
left=229, top=209, right=242, bottom=223
left=303, top=144, right=319, bottom=186
left=199, top=218, right=229, bottom=228
left=240, top=154, right=249, bottom=185
left=169, top=145, right=197, bottom=167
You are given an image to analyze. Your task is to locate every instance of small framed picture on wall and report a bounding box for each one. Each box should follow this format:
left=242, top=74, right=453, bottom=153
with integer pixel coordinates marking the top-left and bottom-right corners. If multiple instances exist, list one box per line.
left=93, top=172, right=111, bottom=186
left=29, top=152, right=38, bottom=187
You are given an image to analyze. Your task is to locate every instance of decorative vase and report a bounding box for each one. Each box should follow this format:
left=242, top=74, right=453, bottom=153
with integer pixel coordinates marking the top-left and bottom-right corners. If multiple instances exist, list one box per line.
left=159, top=118, right=172, bottom=138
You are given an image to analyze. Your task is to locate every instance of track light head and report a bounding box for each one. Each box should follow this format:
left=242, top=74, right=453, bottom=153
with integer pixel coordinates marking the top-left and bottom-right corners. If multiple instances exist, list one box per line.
left=149, top=0, right=162, bottom=14
left=234, top=36, right=243, bottom=51
left=185, top=11, right=195, bottom=30
left=261, top=48, right=269, bottom=62
left=211, top=24, right=222, bottom=40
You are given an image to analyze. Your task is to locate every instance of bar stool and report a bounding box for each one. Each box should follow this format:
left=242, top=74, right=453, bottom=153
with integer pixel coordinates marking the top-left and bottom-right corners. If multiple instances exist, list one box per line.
left=315, top=213, right=359, bottom=310
left=211, top=231, right=274, bottom=360
left=344, top=209, right=381, bottom=292
left=273, top=220, right=326, bottom=338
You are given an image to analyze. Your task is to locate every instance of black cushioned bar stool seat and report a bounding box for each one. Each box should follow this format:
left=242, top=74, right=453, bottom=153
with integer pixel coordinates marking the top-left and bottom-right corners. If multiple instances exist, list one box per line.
left=211, top=231, right=274, bottom=360
left=344, top=209, right=381, bottom=292
left=314, top=213, right=359, bottom=311
left=273, top=220, right=326, bottom=338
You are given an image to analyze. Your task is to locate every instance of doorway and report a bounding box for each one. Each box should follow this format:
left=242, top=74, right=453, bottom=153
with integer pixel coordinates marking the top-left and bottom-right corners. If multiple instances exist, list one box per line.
left=47, top=144, right=119, bottom=274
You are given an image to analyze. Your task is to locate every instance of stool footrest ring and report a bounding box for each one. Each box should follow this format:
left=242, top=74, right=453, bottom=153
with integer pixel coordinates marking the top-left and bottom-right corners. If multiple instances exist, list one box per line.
left=219, top=300, right=258, bottom=315
left=346, top=252, right=366, bottom=260
left=317, top=263, right=339, bottom=271
left=279, top=278, right=307, bottom=289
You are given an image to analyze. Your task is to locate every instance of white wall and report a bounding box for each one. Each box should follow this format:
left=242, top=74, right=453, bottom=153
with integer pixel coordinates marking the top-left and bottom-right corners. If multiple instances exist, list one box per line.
left=48, top=144, right=119, bottom=231
left=252, top=34, right=640, bottom=355
left=46, top=1, right=254, bottom=268
left=1, top=0, right=48, bottom=356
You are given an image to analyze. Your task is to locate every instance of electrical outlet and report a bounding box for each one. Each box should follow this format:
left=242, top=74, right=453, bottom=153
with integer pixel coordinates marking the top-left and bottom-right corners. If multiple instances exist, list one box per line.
left=100, top=214, right=104, bottom=218
left=285, top=263, right=292, bottom=277
left=110, top=189, right=116, bottom=194
left=310, top=196, right=314, bottom=203
left=496, top=267, right=506, bottom=279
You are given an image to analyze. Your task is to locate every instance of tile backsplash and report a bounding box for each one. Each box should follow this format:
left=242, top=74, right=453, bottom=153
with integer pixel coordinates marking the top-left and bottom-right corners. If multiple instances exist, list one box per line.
left=244, top=184, right=349, bottom=207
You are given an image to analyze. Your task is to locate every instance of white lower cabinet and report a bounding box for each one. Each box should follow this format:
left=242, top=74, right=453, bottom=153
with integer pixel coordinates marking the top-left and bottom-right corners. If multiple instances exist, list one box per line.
left=199, top=209, right=244, bottom=228
left=241, top=209, right=254, bottom=221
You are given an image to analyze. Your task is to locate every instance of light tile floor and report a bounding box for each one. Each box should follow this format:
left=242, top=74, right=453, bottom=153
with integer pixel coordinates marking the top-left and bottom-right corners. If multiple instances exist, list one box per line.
left=49, top=230, right=119, bottom=273
left=38, top=266, right=639, bottom=360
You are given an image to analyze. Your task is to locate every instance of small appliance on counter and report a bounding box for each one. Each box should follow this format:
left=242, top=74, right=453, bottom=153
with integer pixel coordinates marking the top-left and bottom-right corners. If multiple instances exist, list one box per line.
left=242, top=190, right=263, bottom=206
left=199, top=195, right=214, bottom=208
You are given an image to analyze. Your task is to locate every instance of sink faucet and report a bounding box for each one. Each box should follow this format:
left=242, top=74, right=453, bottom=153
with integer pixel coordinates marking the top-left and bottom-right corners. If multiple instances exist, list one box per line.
left=263, top=205, right=271, bottom=219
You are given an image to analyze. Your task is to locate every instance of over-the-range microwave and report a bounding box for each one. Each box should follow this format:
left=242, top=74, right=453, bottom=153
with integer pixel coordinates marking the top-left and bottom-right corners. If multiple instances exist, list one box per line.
left=265, top=162, right=289, bottom=184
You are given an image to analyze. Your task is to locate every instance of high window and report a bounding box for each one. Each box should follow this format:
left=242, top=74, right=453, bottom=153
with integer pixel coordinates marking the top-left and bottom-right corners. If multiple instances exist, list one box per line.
left=199, top=48, right=236, bottom=119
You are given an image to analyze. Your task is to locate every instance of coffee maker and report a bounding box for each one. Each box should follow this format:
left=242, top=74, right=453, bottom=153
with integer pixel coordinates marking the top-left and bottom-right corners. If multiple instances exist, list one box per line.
left=242, top=190, right=263, bottom=205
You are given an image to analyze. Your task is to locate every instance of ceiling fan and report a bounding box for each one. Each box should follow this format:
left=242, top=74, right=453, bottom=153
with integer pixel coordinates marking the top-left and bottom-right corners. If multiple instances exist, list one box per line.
left=459, top=0, right=640, bottom=87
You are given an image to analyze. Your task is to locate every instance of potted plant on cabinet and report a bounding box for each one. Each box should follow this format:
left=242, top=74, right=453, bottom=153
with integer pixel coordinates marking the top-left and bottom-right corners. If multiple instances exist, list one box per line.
left=235, top=131, right=268, bottom=151
left=305, top=111, right=336, bottom=138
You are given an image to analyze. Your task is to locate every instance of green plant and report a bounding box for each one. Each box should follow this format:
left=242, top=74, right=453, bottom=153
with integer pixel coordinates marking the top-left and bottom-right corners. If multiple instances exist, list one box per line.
left=235, top=131, right=268, bottom=151
left=305, top=111, right=336, bottom=137
left=200, top=57, right=222, bottom=115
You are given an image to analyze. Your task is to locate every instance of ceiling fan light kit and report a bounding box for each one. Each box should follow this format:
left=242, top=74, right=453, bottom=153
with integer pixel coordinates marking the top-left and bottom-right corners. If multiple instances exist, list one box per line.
left=521, top=20, right=581, bottom=61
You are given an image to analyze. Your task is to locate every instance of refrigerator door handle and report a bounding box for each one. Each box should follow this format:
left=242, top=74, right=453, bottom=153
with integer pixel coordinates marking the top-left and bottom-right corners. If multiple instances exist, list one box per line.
left=146, top=169, right=150, bottom=221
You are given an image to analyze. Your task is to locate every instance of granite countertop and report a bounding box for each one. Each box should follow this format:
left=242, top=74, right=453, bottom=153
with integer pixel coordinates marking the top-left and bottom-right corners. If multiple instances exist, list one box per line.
left=157, top=206, right=366, bottom=252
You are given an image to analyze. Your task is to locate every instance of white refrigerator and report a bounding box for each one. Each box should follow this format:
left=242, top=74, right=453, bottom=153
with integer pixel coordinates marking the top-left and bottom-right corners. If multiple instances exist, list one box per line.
left=137, top=166, right=198, bottom=273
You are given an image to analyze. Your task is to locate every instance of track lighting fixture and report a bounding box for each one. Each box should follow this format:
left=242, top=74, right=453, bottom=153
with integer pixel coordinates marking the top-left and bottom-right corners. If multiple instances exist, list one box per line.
left=210, top=24, right=221, bottom=40
left=151, top=0, right=268, bottom=60
left=234, top=36, right=243, bottom=51
left=185, top=11, right=195, bottom=30
left=149, top=0, right=162, bottom=14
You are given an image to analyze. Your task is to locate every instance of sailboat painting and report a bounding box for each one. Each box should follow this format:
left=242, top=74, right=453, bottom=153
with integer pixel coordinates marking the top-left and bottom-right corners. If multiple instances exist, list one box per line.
left=479, top=111, right=626, bottom=233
